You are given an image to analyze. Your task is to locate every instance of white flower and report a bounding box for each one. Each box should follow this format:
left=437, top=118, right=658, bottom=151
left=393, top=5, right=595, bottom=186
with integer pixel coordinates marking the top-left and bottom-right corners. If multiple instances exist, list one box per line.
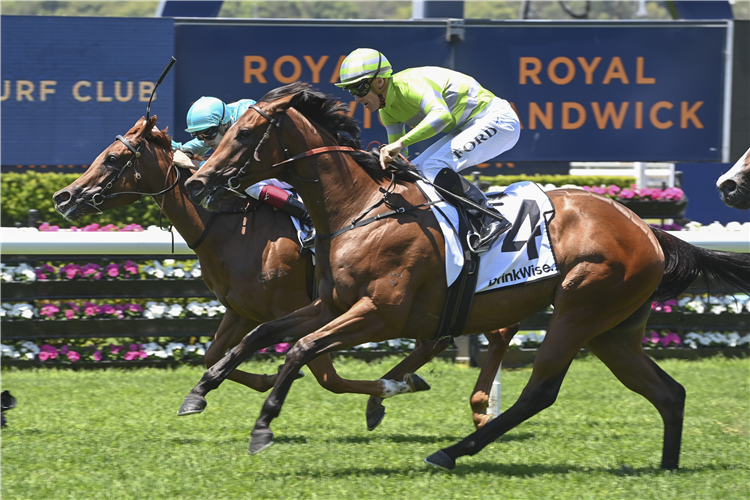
left=166, top=304, right=184, bottom=318
left=710, top=305, right=727, bottom=315
left=163, top=259, right=175, bottom=266
left=387, top=338, right=403, bottom=349
left=186, top=302, right=205, bottom=317
left=683, top=300, right=705, bottom=314
left=1, top=344, right=19, bottom=359
left=20, top=341, right=40, bottom=354
left=10, top=303, right=37, bottom=319
left=190, top=267, right=202, bottom=279
left=173, top=268, right=185, bottom=279
left=144, top=301, right=167, bottom=319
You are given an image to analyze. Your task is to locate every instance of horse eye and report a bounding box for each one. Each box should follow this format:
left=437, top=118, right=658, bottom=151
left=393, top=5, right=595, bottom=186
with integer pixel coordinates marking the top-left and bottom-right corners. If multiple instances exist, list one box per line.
left=238, top=129, right=251, bottom=139
left=106, top=155, right=118, bottom=164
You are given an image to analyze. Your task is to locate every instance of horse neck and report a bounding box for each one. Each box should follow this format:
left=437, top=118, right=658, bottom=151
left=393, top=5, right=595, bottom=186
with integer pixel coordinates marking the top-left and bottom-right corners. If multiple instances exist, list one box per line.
left=143, top=149, right=217, bottom=253
left=281, top=118, right=384, bottom=237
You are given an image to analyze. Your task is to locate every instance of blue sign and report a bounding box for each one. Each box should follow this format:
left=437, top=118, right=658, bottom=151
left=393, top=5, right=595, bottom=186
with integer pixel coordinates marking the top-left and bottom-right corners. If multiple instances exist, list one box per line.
left=1, top=16, right=175, bottom=166
left=171, top=20, right=728, bottom=164
left=457, top=21, right=728, bottom=162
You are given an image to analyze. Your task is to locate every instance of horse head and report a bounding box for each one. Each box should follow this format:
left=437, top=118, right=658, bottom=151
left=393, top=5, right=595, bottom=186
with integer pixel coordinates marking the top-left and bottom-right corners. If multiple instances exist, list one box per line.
left=717, top=147, right=750, bottom=210
left=184, top=82, right=358, bottom=211
left=53, top=115, right=176, bottom=221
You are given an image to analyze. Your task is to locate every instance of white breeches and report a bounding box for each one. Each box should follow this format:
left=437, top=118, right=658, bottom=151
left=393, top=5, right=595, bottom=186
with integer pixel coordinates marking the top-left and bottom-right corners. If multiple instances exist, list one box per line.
left=411, top=97, right=520, bottom=183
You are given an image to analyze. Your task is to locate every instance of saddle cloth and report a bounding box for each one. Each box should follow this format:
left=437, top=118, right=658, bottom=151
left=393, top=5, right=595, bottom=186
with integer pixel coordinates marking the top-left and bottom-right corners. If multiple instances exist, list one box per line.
left=417, top=180, right=559, bottom=293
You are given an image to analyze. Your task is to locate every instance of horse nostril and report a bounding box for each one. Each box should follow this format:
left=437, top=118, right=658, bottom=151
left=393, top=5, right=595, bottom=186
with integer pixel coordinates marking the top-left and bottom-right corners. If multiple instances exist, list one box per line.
left=720, top=180, right=737, bottom=195
left=185, top=178, right=205, bottom=196
left=53, top=190, right=72, bottom=204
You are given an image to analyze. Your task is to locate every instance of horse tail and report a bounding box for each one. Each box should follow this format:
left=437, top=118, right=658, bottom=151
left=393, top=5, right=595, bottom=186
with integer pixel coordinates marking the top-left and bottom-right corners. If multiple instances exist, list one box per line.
left=650, top=227, right=750, bottom=301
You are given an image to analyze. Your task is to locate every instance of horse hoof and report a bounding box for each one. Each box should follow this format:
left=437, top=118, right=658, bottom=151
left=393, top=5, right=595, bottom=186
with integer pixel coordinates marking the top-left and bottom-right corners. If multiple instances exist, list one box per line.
left=277, top=365, right=305, bottom=380
left=177, top=395, right=207, bottom=416
left=425, top=450, right=456, bottom=471
left=366, top=406, right=386, bottom=431
left=406, top=373, right=431, bottom=392
left=249, top=428, right=275, bottom=455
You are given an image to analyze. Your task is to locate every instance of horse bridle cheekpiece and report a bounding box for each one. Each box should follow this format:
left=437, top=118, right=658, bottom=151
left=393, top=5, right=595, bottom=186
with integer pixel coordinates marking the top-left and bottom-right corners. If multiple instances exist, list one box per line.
left=224, top=104, right=288, bottom=198
left=85, top=57, right=179, bottom=213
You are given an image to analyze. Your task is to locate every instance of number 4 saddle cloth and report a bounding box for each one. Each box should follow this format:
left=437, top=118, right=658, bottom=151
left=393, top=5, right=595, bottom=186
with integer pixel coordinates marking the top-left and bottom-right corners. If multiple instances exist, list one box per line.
left=417, top=180, right=560, bottom=293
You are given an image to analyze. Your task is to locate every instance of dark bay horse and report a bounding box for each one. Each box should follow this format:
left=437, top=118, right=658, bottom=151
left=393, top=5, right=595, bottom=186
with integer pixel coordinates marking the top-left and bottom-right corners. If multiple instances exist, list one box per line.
left=52, top=115, right=504, bottom=427
left=717, top=146, right=750, bottom=209
left=181, top=83, right=750, bottom=468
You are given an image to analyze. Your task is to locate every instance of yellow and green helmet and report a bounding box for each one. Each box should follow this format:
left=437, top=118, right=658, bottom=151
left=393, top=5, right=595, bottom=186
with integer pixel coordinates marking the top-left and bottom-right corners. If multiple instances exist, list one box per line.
left=335, top=48, right=393, bottom=88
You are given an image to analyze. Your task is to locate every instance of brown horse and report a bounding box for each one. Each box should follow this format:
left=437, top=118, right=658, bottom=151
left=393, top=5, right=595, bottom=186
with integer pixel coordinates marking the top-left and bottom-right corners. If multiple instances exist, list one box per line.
left=717, top=146, right=750, bottom=209
left=52, top=115, right=504, bottom=427
left=181, top=82, right=750, bottom=468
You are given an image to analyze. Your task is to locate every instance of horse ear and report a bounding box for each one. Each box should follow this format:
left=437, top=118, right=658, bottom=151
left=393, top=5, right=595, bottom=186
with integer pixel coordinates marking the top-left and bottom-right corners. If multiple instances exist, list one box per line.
left=141, top=115, right=159, bottom=136
left=270, top=94, right=296, bottom=113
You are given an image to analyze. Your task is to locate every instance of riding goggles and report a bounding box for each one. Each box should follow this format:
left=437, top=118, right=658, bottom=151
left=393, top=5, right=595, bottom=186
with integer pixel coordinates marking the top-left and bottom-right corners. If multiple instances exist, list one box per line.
left=191, top=126, right=220, bottom=141
left=345, top=52, right=383, bottom=98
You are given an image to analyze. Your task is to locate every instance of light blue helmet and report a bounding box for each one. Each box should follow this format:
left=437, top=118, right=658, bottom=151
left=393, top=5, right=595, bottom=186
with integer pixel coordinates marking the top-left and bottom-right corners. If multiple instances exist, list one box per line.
left=185, top=96, right=229, bottom=133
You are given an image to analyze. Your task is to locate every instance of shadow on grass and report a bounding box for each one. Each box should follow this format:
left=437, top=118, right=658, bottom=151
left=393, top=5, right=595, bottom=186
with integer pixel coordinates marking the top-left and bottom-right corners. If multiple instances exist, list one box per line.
left=268, top=432, right=534, bottom=446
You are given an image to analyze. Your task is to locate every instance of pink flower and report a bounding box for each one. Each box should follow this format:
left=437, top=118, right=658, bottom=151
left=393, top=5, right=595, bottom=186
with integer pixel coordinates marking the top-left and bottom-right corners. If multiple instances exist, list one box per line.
left=40, top=345, right=59, bottom=359
left=105, top=264, right=120, bottom=277
left=61, top=264, right=82, bottom=280
left=124, top=351, right=140, bottom=361
left=82, top=223, right=100, bottom=232
left=39, top=304, right=60, bottom=318
left=138, top=350, right=148, bottom=359
left=123, top=260, right=138, bottom=275
left=38, top=351, right=51, bottom=361
left=121, top=224, right=144, bottom=232
left=84, top=303, right=99, bottom=316
left=618, top=189, right=635, bottom=200
left=64, top=309, right=76, bottom=319
left=93, top=350, right=102, bottom=361
left=99, top=304, right=115, bottom=315
left=61, top=345, right=69, bottom=355
left=67, top=351, right=80, bottom=362
left=109, top=344, right=122, bottom=355
left=274, top=343, right=291, bottom=353
left=127, top=304, right=143, bottom=313
left=100, top=224, right=119, bottom=232
left=129, top=343, right=142, bottom=351
left=660, top=332, right=682, bottom=347
left=39, top=222, right=60, bottom=232
left=257, top=348, right=267, bottom=353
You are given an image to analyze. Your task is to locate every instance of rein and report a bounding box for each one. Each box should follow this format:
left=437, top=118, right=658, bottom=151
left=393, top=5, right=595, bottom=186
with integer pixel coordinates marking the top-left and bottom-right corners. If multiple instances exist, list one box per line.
left=220, top=103, right=435, bottom=241
left=317, top=172, right=436, bottom=240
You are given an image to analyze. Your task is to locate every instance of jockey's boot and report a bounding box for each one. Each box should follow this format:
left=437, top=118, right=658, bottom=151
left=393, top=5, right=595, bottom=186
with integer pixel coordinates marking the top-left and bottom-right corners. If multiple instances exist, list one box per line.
left=259, top=185, right=316, bottom=249
left=433, top=168, right=511, bottom=251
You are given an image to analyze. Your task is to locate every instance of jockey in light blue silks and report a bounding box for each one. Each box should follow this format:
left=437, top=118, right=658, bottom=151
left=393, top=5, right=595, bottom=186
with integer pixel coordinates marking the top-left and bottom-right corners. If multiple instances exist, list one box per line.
left=172, top=96, right=314, bottom=245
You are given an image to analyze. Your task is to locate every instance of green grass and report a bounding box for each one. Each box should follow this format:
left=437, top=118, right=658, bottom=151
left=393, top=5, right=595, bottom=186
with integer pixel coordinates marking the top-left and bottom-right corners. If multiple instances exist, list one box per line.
left=2, top=356, right=748, bottom=500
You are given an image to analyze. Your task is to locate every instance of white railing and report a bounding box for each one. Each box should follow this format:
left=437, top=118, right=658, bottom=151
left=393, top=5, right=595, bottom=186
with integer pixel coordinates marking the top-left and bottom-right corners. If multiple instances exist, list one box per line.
left=569, top=161, right=676, bottom=188
left=2, top=226, right=748, bottom=255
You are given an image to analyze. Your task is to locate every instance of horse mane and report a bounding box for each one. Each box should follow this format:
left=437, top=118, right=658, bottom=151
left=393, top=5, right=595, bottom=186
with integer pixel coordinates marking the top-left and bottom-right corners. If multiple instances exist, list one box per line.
left=260, top=82, right=414, bottom=183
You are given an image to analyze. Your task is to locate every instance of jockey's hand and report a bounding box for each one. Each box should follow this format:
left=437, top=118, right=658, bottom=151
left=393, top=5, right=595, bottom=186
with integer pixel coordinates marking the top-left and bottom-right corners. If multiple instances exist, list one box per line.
left=173, top=149, right=199, bottom=170
left=379, top=140, right=404, bottom=170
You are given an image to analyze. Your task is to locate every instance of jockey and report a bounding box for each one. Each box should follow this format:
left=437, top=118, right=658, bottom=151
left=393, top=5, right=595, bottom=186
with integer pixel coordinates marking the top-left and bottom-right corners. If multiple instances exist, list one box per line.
left=172, top=96, right=313, bottom=245
left=336, top=48, right=519, bottom=251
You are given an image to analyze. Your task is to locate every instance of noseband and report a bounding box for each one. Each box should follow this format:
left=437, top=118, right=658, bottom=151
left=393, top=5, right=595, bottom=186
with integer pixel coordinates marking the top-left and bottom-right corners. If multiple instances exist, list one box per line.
left=85, top=134, right=180, bottom=213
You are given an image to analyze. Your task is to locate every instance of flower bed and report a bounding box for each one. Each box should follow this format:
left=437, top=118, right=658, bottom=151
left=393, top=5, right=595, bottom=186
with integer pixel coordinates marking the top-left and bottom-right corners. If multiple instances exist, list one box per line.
left=0, top=337, right=423, bottom=366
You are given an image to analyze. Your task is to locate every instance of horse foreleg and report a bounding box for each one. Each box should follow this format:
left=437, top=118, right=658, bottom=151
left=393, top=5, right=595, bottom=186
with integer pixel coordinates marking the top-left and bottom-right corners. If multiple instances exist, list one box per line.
left=470, top=324, right=520, bottom=429
left=364, top=337, right=452, bottom=431
left=250, top=297, right=392, bottom=454
left=203, top=311, right=277, bottom=393
left=178, top=300, right=333, bottom=417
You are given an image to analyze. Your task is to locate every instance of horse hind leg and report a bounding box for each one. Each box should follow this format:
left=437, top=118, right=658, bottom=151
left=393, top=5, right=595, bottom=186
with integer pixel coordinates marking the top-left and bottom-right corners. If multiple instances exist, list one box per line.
left=470, top=324, right=520, bottom=429
left=585, top=325, right=685, bottom=470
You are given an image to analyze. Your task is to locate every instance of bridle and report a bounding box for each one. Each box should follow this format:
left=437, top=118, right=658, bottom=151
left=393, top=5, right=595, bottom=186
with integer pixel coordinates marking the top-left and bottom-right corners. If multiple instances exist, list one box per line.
left=221, top=104, right=358, bottom=199
left=84, top=133, right=180, bottom=214
left=216, top=103, right=435, bottom=241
